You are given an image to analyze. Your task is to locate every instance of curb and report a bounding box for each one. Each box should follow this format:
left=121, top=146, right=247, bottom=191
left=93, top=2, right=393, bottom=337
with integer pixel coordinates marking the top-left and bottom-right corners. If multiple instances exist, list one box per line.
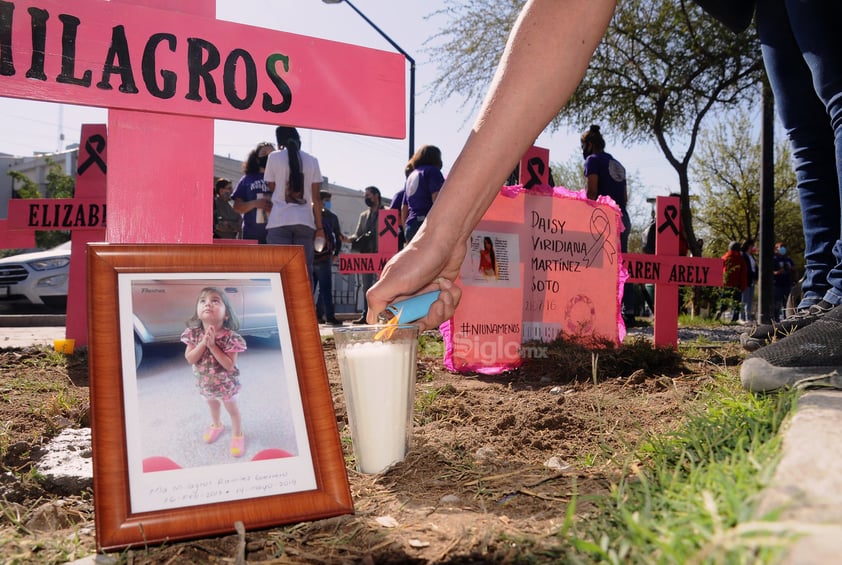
left=0, top=314, right=66, bottom=328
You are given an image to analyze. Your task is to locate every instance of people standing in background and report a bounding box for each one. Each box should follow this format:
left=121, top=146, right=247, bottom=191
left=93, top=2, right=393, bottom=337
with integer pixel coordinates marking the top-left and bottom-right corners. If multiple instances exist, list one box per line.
left=212, top=178, right=242, bottom=240
left=232, top=141, right=274, bottom=244
left=740, top=239, right=758, bottom=323
left=313, top=190, right=345, bottom=326
left=390, top=188, right=407, bottom=251
left=772, top=242, right=795, bottom=323
left=264, top=127, right=324, bottom=279
left=581, top=124, right=634, bottom=322
left=402, top=145, right=444, bottom=243
left=350, top=186, right=385, bottom=324
left=719, top=241, right=748, bottom=324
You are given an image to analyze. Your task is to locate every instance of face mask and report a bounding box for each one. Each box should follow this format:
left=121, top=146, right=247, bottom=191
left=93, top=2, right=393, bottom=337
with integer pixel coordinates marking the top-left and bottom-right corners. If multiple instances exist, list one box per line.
left=324, top=201, right=332, bottom=210
left=257, top=155, right=268, bottom=168
left=778, top=246, right=787, bottom=255
left=364, top=197, right=374, bottom=207
left=581, top=142, right=592, bottom=159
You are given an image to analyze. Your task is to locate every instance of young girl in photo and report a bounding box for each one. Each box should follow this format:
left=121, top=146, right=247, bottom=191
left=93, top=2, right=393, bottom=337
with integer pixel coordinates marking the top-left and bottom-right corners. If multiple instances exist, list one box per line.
left=181, top=287, right=248, bottom=457
left=479, top=236, right=498, bottom=279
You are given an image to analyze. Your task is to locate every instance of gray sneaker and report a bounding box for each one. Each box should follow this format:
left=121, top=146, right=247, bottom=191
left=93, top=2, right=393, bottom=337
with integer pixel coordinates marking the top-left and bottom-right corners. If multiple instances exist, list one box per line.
left=739, top=300, right=835, bottom=352
left=740, top=303, right=842, bottom=392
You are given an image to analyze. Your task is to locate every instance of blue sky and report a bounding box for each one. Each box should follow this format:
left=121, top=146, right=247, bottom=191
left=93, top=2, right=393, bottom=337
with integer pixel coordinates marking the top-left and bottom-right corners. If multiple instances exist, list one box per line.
left=0, top=0, right=675, bottom=206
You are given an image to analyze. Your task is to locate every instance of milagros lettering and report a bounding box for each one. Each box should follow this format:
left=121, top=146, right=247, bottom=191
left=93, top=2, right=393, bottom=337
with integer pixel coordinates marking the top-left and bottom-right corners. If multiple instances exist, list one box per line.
left=0, top=1, right=292, bottom=113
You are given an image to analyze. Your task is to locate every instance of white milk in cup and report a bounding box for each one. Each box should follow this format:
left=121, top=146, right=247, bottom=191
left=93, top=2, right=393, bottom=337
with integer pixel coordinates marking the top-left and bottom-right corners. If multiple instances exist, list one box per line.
left=334, top=325, right=418, bottom=474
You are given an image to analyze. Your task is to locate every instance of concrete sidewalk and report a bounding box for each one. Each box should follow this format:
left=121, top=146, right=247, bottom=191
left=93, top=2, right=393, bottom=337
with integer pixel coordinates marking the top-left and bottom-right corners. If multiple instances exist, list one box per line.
left=754, top=390, right=842, bottom=563
left=1, top=323, right=66, bottom=348
left=2, top=322, right=841, bottom=562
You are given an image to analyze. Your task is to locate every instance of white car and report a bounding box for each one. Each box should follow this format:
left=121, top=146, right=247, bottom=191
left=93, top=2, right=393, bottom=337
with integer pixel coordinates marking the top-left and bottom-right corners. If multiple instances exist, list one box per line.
left=0, top=241, right=71, bottom=307
left=131, top=278, right=280, bottom=367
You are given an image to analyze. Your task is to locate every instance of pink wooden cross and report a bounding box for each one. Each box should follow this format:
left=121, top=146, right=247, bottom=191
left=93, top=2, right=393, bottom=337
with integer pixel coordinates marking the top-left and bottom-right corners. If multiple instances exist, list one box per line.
left=338, top=209, right=400, bottom=275
left=0, top=0, right=405, bottom=343
left=623, top=196, right=723, bottom=347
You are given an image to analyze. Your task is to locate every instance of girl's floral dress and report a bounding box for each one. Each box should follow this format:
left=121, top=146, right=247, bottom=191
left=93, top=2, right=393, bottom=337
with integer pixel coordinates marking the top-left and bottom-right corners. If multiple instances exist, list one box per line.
left=180, top=327, right=247, bottom=400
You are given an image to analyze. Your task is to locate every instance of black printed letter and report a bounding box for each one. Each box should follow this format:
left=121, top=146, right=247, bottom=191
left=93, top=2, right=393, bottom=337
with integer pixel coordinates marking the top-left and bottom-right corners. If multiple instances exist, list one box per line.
left=97, top=25, right=138, bottom=93
left=142, top=33, right=177, bottom=99
left=262, top=53, right=292, bottom=113
left=223, top=48, right=257, bottom=110
left=185, top=37, right=221, bottom=104
left=24, top=7, right=48, bottom=80
left=56, top=14, right=92, bottom=87
left=0, top=1, right=15, bottom=76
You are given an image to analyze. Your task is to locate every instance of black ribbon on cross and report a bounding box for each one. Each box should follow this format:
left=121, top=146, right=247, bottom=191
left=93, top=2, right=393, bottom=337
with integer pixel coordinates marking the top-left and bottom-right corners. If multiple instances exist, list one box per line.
left=77, top=134, right=107, bottom=176
left=523, top=156, right=546, bottom=189
left=379, top=213, right=399, bottom=239
left=658, top=204, right=679, bottom=236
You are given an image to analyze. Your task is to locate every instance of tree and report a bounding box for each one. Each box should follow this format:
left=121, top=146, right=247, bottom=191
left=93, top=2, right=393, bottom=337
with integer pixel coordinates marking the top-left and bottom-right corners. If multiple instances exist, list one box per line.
left=7, top=158, right=75, bottom=249
left=691, top=109, right=802, bottom=270
left=550, top=154, right=585, bottom=193
left=427, top=0, right=764, bottom=256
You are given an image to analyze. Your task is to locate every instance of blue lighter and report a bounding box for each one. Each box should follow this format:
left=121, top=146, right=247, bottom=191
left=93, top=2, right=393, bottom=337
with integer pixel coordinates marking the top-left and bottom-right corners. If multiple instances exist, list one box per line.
left=379, top=290, right=441, bottom=324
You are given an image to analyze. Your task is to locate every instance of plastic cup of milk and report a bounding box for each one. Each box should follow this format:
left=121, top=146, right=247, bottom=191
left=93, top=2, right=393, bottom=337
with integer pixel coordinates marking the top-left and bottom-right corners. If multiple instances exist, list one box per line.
left=333, top=325, right=418, bottom=474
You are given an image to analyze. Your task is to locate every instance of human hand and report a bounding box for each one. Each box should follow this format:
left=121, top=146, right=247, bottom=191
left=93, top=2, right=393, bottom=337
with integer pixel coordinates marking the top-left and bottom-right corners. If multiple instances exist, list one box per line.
left=366, top=231, right=465, bottom=331
left=204, top=326, right=216, bottom=347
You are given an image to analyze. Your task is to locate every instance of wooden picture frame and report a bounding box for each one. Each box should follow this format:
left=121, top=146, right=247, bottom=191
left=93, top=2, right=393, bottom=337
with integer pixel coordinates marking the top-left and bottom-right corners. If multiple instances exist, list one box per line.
left=87, top=243, right=353, bottom=551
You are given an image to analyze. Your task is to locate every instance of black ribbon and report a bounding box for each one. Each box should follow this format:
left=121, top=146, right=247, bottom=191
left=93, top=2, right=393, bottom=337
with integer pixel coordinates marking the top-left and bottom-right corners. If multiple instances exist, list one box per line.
left=77, top=134, right=107, bottom=176
left=379, top=213, right=399, bottom=239
left=658, top=204, right=679, bottom=236
left=523, top=157, right=546, bottom=189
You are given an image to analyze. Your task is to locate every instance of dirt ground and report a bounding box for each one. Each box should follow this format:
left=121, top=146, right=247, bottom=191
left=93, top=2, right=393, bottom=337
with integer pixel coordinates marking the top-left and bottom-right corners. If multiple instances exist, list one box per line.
left=0, top=327, right=744, bottom=564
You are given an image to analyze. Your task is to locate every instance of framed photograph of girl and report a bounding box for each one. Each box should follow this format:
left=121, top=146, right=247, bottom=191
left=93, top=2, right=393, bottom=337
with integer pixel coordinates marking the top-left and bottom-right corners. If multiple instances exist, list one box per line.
left=86, top=243, right=352, bottom=551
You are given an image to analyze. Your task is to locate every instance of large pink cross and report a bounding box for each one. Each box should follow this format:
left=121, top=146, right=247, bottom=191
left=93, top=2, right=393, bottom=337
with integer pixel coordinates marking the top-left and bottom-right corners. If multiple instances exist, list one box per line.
left=0, top=0, right=405, bottom=343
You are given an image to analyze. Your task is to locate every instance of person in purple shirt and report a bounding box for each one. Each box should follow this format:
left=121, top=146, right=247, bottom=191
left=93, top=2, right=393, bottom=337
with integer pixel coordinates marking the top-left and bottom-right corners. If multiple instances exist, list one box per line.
left=232, top=141, right=274, bottom=244
left=581, top=124, right=634, bottom=321
left=390, top=188, right=406, bottom=250
left=402, top=145, right=444, bottom=243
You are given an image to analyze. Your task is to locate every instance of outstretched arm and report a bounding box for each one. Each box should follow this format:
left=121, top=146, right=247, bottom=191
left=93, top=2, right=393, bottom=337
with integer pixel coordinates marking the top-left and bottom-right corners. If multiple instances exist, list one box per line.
left=367, top=0, right=617, bottom=329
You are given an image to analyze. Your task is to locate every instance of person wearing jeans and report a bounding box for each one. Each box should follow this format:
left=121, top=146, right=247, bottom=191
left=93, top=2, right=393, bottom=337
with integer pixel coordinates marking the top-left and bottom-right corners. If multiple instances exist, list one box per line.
left=350, top=186, right=385, bottom=324
left=313, top=191, right=344, bottom=325
left=739, top=0, right=842, bottom=390
left=264, top=127, right=324, bottom=280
